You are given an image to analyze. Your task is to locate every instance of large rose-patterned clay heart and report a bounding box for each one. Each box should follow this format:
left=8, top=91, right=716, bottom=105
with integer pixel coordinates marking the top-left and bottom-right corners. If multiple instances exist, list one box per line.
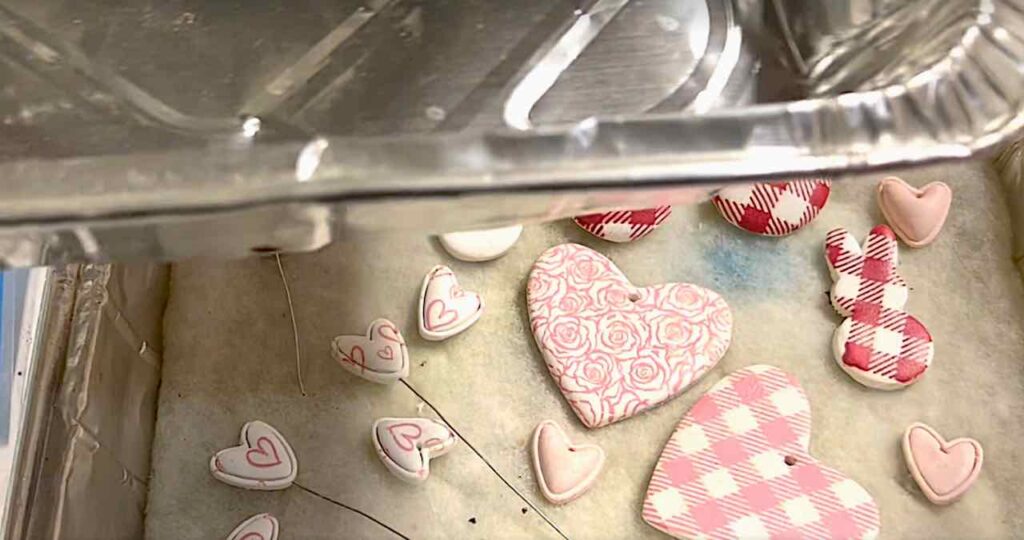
left=643, top=365, right=880, bottom=539
left=527, top=243, right=732, bottom=429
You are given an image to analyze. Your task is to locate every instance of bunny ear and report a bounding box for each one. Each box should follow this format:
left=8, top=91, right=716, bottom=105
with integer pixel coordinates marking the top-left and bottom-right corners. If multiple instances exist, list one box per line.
left=861, top=224, right=900, bottom=266
left=824, top=228, right=862, bottom=275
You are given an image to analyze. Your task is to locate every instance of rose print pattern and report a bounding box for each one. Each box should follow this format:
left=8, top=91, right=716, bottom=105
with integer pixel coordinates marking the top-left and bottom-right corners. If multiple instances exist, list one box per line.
left=527, top=244, right=733, bottom=428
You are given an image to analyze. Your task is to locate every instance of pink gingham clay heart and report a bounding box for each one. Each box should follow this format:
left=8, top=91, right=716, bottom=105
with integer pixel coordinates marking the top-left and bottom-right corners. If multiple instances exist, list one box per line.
left=527, top=243, right=732, bottom=429
left=532, top=420, right=605, bottom=504
left=418, top=266, right=483, bottom=341
left=877, top=176, right=952, bottom=248
left=643, top=365, right=880, bottom=540
left=902, top=422, right=983, bottom=505
left=331, top=318, right=409, bottom=384
left=210, top=421, right=297, bottom=491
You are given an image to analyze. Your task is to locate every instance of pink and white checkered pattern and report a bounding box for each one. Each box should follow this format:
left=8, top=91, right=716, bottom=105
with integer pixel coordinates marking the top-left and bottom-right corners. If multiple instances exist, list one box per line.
left=642, top=365, right=880, bottom=540
left=573, top=206, right=672, bottom=243
left=825, top=225, right=933, bottom=389
left=713, top=179, right=831, bottom=236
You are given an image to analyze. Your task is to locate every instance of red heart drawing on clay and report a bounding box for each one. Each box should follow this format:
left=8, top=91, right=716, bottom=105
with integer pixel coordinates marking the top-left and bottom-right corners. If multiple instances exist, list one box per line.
left=331, top=319, right=409, bottom=384
left=387, top=423, right=423, bottom=452
left=877, top=177, right=952, bottom=248
left=527, top=243, right=732, bottom=428
left=825, top=225, right=933, bottom=390
left=373, top=417, right=458, bottom=484
left=418, top=266, right=483, bottom=341
left=573, top=206, right=672, bottom=243
left=226, top=513, right=279, bottom=540
left=211, top=421, right=297, bottom=491
left=246, top=436, right=283, bottom=468
left=643, top=365, right=880, bottom=539
left=902, top=423, right=982, bottom=505
left=713, top=178, right=831, bottom=236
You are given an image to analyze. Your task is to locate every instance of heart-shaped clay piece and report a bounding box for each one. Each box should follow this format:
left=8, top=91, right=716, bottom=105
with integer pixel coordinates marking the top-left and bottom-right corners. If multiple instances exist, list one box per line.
left=713, top=178, right=831, bottom=236
left=573, top=207, right=672, bottom=243
left=527, top=243, right=732, bottom=428
left=877, top=177, right=952, bottom=248
left=331, top=318, right=409, bottom=384
left=531, top=420, right=605, bottom=504
left=372, top=417, right=458, bottom=484
left=439, top=225, right=523, bottom=262
left=210, top=421, right=297, bottom=491
left=225, top=513, right=279, bottom=540
left=902, top=422, right=983, bottom=505
left=418, top=266, right=483, bottom=341
left=643, top=365, right=880, bottom=539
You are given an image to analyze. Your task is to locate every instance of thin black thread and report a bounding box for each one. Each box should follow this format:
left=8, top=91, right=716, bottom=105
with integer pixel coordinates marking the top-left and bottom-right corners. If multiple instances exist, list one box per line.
left=294, top=482, right=410, bottom=540
left=399, top=379, right=570, bottom=540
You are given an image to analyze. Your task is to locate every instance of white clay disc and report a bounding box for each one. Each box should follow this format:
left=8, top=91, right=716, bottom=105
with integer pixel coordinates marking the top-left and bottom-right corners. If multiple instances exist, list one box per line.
left=439, top=225, right=523, bottom=262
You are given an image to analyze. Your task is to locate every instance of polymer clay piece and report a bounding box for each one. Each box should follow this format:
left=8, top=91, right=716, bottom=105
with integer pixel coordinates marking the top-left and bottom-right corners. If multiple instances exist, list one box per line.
left=418, top=265, right=483, bottom=341
left=527, top=243, right=732, bottom=428
left=643, top=365, right=881, bottom=540
left=712, top=178, right=831, bottom=236
left=439, top=225, right=523, bottom=262
left=531, top=420, right=605, bottom=505
left=225, top=513, right=279, bottom=540
left=825, top=225, right=933, bottom=389
left=877, top=176, right=952, bottom=248
left=210, top=421, right=297, bottom=491
left=902, top=423, right=983, bottom=505
left=372, top=417, right=458, bottom=484
left=573, top=206, right=672, bottom=242
left=331, top=318, right=409, bottom=384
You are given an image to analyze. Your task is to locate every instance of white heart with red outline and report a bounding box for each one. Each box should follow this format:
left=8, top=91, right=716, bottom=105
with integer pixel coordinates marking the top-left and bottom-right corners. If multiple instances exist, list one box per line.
left=331, top=318, right=409, bottom=384
left=210, top=421, right=297, bottom=491
left=372, top=417, right=458, bottom=484
left=418, top=266, right=483, bottom=341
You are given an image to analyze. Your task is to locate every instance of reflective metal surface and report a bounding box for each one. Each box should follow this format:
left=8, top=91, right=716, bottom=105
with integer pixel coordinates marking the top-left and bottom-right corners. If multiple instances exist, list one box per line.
left=0, top=0, right=1022, bottom=266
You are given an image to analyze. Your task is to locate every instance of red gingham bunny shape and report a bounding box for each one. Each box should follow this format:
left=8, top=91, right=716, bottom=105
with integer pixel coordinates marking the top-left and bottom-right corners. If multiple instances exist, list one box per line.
left=824, top=225, right=933, bottom=390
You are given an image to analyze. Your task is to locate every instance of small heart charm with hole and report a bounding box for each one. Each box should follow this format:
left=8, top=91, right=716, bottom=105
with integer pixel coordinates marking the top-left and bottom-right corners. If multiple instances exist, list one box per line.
left=331, top=318, right=409, bottom=384
left=532, top=420, right=605, bottom=504
left=225, top=513, right=279, bottom=540
left=877, top=176, right=952, bottom=248
left=527, top=243, right=732, bottom=428
left=210, top=421, right=297, bottom=491
left=902, top=423, right=982, bottom=505
left=418, top=266, right=483, bottom=341
left=372, top=417, right=458, bottom=484
left=643, top=365, right=880, bottom=539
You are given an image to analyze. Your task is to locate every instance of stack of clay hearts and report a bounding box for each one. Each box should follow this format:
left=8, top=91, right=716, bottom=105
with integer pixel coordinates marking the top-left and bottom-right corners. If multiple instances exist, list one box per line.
left=825, top=225, right=934, bottom=390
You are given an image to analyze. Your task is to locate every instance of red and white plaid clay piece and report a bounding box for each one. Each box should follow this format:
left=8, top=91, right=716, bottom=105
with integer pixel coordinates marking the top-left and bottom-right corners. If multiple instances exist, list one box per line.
left=713, top=179, right=831, bottom=236
left=825, top=225, right=933, bottom=390
left=643, top=365, right=880, bottom=540
left=573, top=207, right=672, bottom=243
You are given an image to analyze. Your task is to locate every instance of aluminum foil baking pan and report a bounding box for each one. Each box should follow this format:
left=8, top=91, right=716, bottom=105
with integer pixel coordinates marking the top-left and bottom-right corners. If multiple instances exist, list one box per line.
left=0, top=0, right=1022, bottom=266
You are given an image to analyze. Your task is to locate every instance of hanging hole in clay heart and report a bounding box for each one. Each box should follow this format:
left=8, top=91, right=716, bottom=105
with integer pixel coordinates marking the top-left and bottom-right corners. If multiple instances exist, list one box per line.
left=784, top=455, right=798, bottom=466
left=628, top=291, right=641, bottom=302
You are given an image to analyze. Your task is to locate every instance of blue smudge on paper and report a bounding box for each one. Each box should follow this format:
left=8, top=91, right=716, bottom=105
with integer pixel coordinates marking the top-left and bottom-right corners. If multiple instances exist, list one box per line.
left=702, top=234, right=796, bottom=300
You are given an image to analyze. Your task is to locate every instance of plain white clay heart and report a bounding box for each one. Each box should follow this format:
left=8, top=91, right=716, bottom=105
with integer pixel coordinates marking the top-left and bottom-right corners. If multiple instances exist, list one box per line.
left=531, top=420, right=605, bottom=504
left=439, top=225, right=523, bottom=262
left=902, top=422, right=983, bottom=505
left=331, top=318, right=409, bottom=384
left=527, top=243, right=733, bottom=428
left=210, top=421, right=297, bottom=491
left=225, top=513, right=279, bottom=540
left=418, top=265, right=483, bottom=341
left=877, top=176, right=952, bottom=248
left=372, top=417, right=458, bottom=484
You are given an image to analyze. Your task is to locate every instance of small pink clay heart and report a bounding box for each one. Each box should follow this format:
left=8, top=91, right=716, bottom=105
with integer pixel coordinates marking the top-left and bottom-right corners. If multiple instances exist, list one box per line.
left=531, top=421, right=605, bottom=504
left=902, top=422, right=983, bottom=505
left=877, top=176, right=952, bottom=248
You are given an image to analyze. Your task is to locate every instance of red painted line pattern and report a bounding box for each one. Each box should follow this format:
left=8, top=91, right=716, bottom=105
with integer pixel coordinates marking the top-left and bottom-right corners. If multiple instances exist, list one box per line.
left=573, top=206, right=672, bottom=242
left=713, top=179, right=831, bottom=236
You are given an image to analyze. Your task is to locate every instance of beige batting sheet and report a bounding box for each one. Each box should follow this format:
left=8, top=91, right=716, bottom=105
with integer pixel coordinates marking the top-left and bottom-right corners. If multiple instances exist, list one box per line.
left=146, top=161, right=1024, bottom=539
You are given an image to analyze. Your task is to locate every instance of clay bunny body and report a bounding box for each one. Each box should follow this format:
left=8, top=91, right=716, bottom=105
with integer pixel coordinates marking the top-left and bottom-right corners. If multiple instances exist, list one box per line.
left=824, top=225, right=933, bottom=389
